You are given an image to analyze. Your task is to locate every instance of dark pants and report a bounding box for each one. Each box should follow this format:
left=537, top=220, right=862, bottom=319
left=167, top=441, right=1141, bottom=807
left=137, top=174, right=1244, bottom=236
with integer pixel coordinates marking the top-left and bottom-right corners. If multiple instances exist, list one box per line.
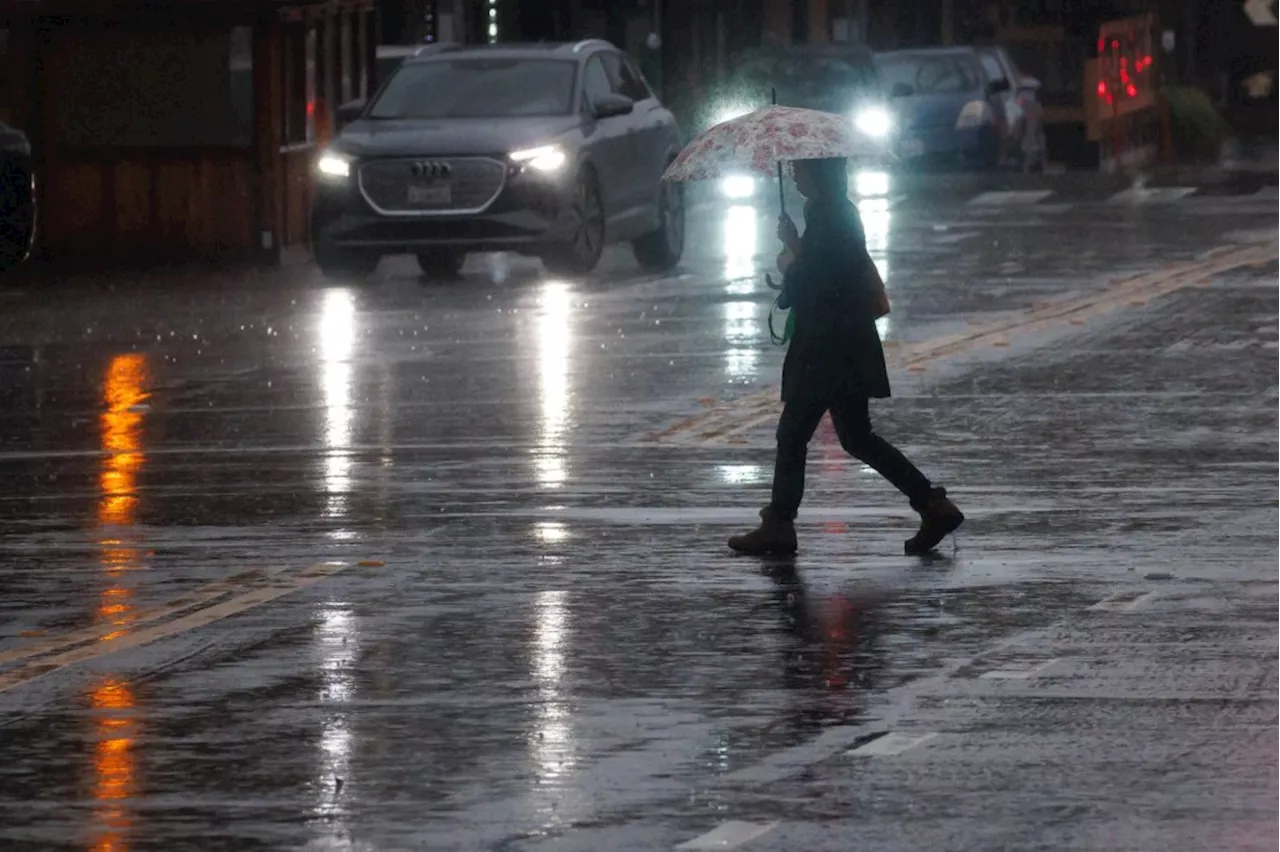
left=770, top=395, right=933, bottom=520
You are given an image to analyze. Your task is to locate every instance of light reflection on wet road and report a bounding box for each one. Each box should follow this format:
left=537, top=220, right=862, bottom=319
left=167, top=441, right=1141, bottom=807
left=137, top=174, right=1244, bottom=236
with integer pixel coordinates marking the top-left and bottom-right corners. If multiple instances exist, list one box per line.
left=318, top=288, right=359, bottom=529
left=0, top=181, right=1275, bottom=850
left=92, top=355, right=148, bottom=852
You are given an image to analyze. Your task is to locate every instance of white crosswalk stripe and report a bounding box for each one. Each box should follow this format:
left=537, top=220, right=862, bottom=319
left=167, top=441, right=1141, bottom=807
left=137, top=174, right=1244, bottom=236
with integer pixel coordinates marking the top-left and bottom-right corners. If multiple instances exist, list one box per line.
left=893, top=184, right=1272, bottom=212
left=967, top=190, right=1056, bottom=206
left=1107, top=186, right=1198, bottom=205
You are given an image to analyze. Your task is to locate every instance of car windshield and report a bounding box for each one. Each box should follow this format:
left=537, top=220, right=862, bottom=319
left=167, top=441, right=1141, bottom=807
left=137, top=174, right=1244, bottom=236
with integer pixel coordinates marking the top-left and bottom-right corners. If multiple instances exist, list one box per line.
left=979, top=53, right=1008, bottom=83
left=876, top=54, right=981, bottom=95
left=369, top=59, right=577, bottom=119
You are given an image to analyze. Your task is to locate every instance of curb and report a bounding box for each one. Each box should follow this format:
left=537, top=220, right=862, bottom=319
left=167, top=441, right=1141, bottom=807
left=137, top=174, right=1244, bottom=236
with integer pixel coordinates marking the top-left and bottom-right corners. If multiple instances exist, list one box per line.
left=683, top=164, right=1279, bottom=208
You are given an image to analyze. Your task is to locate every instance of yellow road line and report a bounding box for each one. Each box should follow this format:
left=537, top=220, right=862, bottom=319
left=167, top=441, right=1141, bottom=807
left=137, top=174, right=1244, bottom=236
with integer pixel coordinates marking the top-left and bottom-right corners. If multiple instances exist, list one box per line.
left=0, top=562, right=348, bottom=694
left=0, top=568, right=270, bottom=667
left=643, top=240, right=1278, bottom=446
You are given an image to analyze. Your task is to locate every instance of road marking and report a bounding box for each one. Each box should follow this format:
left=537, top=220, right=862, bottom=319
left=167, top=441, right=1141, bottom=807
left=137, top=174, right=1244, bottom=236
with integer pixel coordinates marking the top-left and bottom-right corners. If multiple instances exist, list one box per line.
left=1089, top=590, right=1157, bottom=612
left=1243, top=0, right=1278, bottom=27
left=0, top=562, right=350, bottom=694
left=980, top=658, right=1061, bottom=680
left=0, top=568, right=273, bottom=666
left=848, top=731, right=939, bottom=756
left=1107, top=186, right=1197, bottom=205
left=677, top=821, right=780, bottom=850
left=932, top=230, right=981, bottom=245
left=712, top=619, right=1075, bottom=797
left=722, top=723, right=887, bottom=784
left=641, top=239, right=1279, bottom=445
left=968, top=190, right=1055, bottom=206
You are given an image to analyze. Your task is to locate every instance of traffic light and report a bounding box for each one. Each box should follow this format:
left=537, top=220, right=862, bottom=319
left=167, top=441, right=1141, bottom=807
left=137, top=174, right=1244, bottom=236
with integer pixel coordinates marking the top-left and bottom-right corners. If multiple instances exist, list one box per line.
left=1095, top=15, right=1157, bottom=115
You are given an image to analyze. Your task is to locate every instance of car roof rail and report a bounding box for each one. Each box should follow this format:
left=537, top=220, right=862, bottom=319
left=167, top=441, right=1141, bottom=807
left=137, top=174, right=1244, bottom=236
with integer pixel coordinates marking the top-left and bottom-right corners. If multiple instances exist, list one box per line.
left=570, top=38, right=612, bottom=54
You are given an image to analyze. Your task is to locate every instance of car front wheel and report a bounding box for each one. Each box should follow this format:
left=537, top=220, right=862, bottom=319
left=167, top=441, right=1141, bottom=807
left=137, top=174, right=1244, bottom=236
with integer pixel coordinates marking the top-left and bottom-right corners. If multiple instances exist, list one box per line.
left=0, top=174, right=35, bottom=274
left=416, top=249, right=466, bottom=282
left=315, top=244, right=379, bottom=282
left=632, top=179, right=684, bottom=272
left=0, top=213, right=34, bottom=272
left=542, top=170, right=605, bottom=276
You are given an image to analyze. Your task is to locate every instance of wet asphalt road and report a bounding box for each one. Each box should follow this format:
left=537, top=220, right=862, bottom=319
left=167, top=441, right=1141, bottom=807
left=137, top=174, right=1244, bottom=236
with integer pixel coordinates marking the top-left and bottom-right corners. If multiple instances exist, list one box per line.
left=0, top=175, right=1276, bottom=851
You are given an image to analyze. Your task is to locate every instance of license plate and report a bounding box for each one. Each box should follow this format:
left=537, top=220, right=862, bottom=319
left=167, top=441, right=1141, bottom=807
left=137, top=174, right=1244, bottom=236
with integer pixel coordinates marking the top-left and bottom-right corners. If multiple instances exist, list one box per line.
left=899, top=137, right=924, bottom=158
left=407, top=183, right=451, bottom=206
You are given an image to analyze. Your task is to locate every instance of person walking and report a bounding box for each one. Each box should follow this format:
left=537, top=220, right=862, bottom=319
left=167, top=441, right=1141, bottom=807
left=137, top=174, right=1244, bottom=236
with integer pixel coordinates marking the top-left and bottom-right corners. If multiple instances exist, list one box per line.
left=727, top=157, right=964, bottom=557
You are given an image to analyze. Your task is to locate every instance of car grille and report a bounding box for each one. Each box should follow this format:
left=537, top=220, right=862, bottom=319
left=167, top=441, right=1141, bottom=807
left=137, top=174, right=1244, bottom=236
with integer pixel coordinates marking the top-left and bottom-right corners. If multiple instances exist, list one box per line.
left=358, top=157, right=506, bottom=215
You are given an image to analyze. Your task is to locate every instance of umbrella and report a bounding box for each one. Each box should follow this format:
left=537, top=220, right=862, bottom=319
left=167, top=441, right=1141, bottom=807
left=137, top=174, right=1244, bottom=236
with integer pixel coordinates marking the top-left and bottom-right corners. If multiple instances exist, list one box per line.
left=661, top=98, right=893, bottom=213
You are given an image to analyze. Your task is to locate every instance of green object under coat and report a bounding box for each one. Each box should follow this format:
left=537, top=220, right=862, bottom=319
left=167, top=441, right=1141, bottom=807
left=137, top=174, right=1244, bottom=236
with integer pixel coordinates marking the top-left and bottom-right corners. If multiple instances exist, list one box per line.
left=769, top=297, right=795, bottom=346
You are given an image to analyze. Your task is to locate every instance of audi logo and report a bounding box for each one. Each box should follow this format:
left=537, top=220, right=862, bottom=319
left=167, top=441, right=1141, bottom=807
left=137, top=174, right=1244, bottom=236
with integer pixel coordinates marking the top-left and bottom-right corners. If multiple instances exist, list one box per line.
left=410, top=161, right=453, bottom=178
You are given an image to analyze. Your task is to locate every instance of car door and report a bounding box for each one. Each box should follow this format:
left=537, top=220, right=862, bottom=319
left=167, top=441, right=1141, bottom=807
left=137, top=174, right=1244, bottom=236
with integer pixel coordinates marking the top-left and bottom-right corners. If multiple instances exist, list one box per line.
left=612, top=54, right=674, bottom=212
left=978, top=48, right=1019, bottom=145
left=996, top=49, right=1029, bottom=138
left=579, top=54, right=633, bottom=225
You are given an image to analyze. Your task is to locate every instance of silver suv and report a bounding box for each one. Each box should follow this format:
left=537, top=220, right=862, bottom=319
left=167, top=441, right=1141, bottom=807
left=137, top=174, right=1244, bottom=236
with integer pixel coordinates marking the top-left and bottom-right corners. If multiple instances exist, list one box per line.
left=311, top=40, right=684, bottom=281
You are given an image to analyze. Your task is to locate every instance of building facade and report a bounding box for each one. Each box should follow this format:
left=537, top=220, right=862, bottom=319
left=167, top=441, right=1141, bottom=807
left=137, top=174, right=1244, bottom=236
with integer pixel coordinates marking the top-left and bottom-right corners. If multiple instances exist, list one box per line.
left=0, top=0, right=379, bottom=266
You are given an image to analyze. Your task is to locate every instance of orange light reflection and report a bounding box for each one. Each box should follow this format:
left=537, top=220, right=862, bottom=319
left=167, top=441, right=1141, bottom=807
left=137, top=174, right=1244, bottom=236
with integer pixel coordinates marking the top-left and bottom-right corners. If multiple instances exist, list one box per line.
left=91, top=354, right=149, bottom=852
left=91, top=679, right=136, bottom=852
left=99, top=354, right=148, bottom=530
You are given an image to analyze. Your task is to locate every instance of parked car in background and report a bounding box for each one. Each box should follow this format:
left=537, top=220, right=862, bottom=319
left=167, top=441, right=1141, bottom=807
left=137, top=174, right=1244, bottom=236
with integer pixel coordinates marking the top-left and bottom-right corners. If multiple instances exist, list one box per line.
left=875, top=47, right=1011, bottom=169
left=975, top=45, right=1047, bottom=171
left=711, top=43, right=892, bottom=196
left=312, top=40, right=684, bottom=281
left=719, top=43, right=889, bottom=132
left=0, top=120, right=36, bottom=272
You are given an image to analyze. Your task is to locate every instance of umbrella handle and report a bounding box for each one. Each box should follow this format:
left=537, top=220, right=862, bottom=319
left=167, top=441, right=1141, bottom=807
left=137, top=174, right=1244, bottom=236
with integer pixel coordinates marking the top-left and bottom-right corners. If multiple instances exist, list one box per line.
left=772, top=87, right=785, bottom=216
left=777, top=161, right=785, bottom=215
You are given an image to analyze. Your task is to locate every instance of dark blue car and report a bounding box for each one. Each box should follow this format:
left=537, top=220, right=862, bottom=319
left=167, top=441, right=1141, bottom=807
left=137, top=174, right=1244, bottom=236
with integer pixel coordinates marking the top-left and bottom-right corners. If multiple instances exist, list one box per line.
left=875, top=47, right=1010, bottom=169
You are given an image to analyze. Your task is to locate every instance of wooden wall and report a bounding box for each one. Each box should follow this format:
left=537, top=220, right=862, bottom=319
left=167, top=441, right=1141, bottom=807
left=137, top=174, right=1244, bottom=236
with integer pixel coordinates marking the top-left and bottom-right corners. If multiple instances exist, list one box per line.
left=0, top=22, right=36, bottom=129
left=30, top=23, right=260, bottom=262
left=271, top=8, right=376, bottom=256
left=3, top=4, right=375, bottom=267
left=281, top=149, right=314, bottom=249
left=40, top=150, right=257, bottom=260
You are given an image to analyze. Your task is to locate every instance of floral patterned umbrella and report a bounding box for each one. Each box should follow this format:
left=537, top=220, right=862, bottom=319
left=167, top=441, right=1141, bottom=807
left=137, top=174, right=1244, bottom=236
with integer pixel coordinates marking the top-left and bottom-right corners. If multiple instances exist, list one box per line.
left=661, top=105, right=893, bottom=184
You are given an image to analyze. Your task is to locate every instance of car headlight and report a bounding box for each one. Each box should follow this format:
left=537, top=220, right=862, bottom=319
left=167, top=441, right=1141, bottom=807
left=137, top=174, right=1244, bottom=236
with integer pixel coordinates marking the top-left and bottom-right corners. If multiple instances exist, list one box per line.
left=719, top=174, right=757, bottom=199
left=510, top=145, right=567, bottom=173
left=854, top=106, right=893, bottom=138
left=955, top=101, right=992, bottom=130
left=316, top=152, right=351, bottom=179
left=854, top=169, right=891, bottom=198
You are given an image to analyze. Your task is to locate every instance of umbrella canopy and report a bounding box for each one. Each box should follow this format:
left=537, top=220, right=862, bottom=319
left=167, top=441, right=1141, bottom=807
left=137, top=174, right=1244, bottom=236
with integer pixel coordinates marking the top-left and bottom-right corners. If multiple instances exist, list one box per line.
left=662, top=105, right=892, bottom=182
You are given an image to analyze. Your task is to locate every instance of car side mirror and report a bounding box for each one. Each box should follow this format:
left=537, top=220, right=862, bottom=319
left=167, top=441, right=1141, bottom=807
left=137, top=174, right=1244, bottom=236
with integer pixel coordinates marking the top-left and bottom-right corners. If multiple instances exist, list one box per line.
left=987, top=78, right=1011, bottom=95
left=889, top=82, right=914, bottom=98
left=336, top=99, right=367, bottom=126
left=590, top=93, right=634, bottom=119
left=1018, top=75, right=1042, bottom=92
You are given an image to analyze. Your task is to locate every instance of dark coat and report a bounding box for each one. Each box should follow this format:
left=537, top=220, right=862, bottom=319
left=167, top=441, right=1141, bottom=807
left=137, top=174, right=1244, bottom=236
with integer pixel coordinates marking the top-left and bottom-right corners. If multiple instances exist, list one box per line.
left=777, top=197, right=891, bottom=403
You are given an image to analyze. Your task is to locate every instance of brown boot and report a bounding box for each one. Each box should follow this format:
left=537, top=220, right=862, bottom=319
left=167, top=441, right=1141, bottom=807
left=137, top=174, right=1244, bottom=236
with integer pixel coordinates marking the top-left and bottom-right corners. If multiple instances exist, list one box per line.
left=728, top=507, right=798, bottom=556
left=905, top=487, right=964, bottom=555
